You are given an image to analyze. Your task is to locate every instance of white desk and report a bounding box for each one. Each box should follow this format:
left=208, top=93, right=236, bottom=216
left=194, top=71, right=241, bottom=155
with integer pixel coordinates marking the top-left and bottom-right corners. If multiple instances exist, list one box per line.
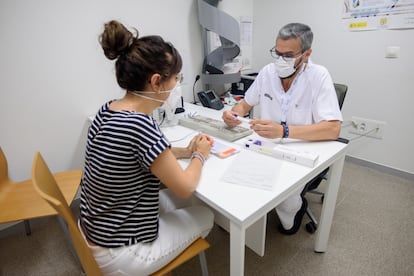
left=163, top=103, right=348, bottom=276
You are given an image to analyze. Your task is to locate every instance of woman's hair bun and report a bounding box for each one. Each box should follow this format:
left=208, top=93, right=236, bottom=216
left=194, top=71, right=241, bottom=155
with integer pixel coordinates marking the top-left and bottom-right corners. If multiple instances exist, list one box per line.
left=100, top=20, right=136, bottom=60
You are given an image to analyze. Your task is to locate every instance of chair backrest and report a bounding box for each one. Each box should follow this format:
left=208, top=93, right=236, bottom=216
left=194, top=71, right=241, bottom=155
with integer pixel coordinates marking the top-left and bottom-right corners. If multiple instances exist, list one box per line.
left=31, top=152, right=102, bottom=276
left=0, top=147, right=9, bottom=183
left=334, top=83, right=348, bottom=110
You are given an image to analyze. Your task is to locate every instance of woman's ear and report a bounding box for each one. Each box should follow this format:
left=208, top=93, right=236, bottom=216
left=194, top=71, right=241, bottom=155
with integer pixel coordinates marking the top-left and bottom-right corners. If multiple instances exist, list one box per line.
left=149, top=73, right=162, bottom=92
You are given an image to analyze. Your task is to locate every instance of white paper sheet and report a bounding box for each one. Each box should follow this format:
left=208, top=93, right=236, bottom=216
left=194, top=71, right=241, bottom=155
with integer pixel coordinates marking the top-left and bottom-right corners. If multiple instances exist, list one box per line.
left=221, top=150, right=280, bottom=191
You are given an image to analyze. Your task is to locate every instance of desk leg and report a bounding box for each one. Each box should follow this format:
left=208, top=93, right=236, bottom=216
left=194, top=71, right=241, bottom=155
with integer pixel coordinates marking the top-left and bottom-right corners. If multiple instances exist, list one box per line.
left=230, top=221, right=245, bottom=276
left=315, top=155, right=345, bottom=253
left=246, top=215, right=266, bottom=256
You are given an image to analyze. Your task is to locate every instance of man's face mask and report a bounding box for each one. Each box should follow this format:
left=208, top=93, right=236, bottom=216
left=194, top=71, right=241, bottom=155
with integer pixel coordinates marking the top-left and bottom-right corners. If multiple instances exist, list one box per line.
left=270, top=47, right=305, bottom=79
left=274, top=53, right=305, bottom=79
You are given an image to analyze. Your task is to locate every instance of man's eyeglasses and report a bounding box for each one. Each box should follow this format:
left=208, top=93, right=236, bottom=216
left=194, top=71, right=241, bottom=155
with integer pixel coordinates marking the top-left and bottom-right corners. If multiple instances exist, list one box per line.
left=269, top=47, right=304, bottom=62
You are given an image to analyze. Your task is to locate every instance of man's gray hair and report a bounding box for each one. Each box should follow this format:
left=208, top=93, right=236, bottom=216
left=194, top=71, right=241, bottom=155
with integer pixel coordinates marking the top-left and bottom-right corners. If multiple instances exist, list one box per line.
left=277, top=23, right=313, bottom=52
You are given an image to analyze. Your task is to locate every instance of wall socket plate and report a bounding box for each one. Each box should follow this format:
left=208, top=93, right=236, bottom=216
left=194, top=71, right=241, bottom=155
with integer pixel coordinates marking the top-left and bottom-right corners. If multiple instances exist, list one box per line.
left=349, top=116, right=386, bottom=139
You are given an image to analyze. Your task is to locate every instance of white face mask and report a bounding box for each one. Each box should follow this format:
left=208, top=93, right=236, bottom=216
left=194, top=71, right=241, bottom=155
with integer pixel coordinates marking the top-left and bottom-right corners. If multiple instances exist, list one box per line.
left=160, top=86, right=182, bottom=113
left=274, top=53, right=304, bottom=79
left=130, top=85, right=182, bottom=113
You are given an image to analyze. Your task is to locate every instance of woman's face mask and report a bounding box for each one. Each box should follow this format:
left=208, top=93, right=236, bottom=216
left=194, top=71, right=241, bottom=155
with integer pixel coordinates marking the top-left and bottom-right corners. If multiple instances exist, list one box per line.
left=130, top=83, right=182, bottom=112
left=160, top=85, right=182, bottom=112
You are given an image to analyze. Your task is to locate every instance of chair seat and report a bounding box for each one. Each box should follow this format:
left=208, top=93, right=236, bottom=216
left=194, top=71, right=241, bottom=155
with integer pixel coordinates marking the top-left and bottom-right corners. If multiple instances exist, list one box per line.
left=0, top=170, right=82, bottom=223
left=151, top=238, right=210, bottom=276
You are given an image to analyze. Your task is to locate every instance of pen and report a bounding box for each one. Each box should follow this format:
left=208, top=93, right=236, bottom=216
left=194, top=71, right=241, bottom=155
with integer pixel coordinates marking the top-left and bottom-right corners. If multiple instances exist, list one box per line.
left=233, top=114, right=251, bottom=124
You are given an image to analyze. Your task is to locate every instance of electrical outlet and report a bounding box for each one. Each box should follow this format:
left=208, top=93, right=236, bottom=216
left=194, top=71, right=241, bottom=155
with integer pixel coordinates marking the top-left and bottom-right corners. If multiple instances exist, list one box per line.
left=349, top=116, right=386, bottom=139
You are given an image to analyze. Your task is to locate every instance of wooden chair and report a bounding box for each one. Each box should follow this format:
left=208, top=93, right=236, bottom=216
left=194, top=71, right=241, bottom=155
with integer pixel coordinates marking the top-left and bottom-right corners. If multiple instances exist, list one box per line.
left=151, top=238, right=210, bottom=276
left=0, top=146, right=81, bottom=235
left=31, top=152, right=210, bottom=276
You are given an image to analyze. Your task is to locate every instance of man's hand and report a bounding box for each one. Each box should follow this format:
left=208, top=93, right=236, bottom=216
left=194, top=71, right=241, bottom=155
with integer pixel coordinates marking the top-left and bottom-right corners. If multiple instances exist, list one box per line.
left=222, top=110, right=241, bottom=127
left=250, top=119, right=284, bottom=139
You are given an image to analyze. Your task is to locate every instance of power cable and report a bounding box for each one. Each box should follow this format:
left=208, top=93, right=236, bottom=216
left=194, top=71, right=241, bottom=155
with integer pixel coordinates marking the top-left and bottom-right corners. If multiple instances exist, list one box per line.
left=193, top=75, right=200, bottom=104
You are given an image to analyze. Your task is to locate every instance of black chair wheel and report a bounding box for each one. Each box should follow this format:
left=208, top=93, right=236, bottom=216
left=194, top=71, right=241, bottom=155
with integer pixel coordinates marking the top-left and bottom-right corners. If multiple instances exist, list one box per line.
left=306, top=221, right=317, bottom=233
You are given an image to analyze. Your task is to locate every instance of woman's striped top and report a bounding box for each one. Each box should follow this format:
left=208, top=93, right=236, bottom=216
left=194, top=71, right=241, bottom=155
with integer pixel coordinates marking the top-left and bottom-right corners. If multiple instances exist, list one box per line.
left=80, top=101, right=170, bottom=248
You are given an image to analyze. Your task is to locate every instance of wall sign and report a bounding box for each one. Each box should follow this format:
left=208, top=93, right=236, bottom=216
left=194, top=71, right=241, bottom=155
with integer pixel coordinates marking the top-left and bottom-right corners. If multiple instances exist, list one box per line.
left=343, top=0, right=414, bottom=31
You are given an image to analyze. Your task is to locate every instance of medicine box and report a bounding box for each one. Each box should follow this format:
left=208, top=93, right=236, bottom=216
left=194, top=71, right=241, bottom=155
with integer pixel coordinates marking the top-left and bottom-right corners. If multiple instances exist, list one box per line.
left=244, top=139, right=319, bottom=167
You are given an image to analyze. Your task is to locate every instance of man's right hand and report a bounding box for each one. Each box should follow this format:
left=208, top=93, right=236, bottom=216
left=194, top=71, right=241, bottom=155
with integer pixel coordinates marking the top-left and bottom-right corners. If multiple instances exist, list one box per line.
left=222, top=110, right=242, bottom=127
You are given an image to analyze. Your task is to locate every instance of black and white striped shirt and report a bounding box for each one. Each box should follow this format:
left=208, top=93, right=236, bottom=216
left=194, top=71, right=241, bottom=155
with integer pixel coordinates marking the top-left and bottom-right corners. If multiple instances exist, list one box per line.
left=80, top=101, right=170, bottom=248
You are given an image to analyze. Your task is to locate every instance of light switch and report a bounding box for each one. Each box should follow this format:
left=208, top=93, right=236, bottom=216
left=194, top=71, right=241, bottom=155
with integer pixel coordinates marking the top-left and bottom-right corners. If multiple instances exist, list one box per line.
left=385, top=46, right=400, bottom=58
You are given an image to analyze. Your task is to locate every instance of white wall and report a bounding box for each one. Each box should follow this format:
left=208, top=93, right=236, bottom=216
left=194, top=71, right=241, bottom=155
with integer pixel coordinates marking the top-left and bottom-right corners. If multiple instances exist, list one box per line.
left=1, top=0, right=412, bottom=183
left=0, top=0, right=253, bottom=180
left=252, top=0, right=414, bottom=175
left=0, top=0, right=205, bottom=180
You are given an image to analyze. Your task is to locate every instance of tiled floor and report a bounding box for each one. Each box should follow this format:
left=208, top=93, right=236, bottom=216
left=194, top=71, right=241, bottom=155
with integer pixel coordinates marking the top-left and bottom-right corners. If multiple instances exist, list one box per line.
left=1, top=160, right=413, bottom=275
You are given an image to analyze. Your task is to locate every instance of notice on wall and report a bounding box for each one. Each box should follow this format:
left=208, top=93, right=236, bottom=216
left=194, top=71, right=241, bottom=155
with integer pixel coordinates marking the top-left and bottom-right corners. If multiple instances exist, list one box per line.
left=240, top=16, right=253, bottom=46
left=343, top=0, right=414, bottom=31
left=239, top=16, right=253, bottom=71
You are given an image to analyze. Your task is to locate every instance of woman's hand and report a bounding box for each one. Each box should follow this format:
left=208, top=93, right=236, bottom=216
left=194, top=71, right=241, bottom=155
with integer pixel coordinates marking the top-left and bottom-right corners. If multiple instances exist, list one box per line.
left=186, top=135, right=198, bottom=154
left=194, top=134, right=213, bottom=157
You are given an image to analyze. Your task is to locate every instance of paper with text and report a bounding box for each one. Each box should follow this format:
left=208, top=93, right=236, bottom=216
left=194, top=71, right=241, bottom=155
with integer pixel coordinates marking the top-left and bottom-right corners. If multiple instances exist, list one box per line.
left=221, top=151, right=280, bottom=191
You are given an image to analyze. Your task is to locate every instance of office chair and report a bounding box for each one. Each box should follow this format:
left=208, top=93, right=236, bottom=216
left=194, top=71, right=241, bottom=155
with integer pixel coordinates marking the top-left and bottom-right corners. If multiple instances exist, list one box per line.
left=31, top=151, right=210, bottom=276
left=303, top=83, right=348, bottom=234
left=0, top=146, right=81, bottom=235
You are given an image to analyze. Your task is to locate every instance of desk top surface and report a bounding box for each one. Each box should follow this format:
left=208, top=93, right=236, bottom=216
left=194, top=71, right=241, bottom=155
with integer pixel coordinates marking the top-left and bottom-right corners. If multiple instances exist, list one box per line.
left=163, top=103, right=348, bottom=227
